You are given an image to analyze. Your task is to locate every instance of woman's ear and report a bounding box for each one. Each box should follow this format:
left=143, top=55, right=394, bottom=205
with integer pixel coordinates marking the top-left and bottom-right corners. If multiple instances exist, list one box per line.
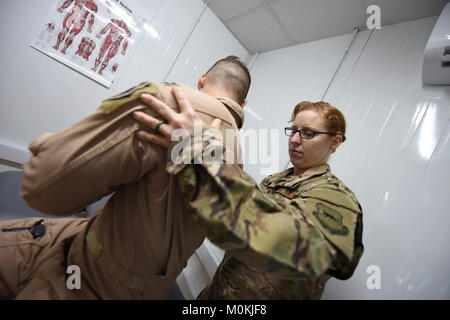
left=330, top=135, right=343, bottom=153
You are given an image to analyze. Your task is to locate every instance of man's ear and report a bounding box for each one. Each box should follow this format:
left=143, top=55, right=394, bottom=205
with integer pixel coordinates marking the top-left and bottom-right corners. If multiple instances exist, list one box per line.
left=197, top=73, right=206, bottom=90
left=240, top=99, right=247, bottom=108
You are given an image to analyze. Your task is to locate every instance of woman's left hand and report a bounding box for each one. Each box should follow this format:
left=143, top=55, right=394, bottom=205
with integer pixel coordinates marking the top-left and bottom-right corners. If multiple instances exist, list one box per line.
left=133, top=86, right=221, bottom=149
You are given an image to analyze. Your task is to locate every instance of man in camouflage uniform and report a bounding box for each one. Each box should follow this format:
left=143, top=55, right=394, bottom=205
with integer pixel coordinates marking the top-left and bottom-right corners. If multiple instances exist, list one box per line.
left=134, top=88, right=364, bottom=300
left=0, top=56, right=250, bottom=299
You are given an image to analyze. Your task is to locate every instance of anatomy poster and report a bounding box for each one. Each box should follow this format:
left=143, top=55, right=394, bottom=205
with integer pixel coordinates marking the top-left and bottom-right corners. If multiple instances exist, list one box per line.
left=31, top=0, right=144, bottom=88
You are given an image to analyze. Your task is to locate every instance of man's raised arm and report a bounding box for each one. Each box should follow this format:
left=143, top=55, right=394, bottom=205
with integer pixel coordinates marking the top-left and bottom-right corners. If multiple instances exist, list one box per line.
left=21, top=82, right=164, bottom=216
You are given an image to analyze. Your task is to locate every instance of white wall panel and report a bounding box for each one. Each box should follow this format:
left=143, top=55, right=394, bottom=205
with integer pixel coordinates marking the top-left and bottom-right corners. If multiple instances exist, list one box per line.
left=165, top=7, right=249, bottom=88
left=0, top=0, right=105, bottom=147
left=0, top=0, right=204, bottom=151
left=116, top=0, right=205, bottom=89
left=242, top=34, right=354, bottom=183
left=322, top=16, right=450, bottom=299
left=0, top=164, right=20, bottom=173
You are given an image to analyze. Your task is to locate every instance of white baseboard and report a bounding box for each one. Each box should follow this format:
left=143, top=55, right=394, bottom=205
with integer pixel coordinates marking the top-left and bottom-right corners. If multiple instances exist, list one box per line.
left=0, top=139, right=31, bottom=164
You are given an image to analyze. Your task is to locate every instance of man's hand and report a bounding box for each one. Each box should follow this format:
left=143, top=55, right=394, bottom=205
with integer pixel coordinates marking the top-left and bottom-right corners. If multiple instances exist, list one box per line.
left=133, top=87, right=222, bottom=149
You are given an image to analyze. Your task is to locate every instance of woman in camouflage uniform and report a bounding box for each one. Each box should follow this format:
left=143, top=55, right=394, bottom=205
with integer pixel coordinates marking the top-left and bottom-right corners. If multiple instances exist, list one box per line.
left=133, top=88, right=364, bottom=300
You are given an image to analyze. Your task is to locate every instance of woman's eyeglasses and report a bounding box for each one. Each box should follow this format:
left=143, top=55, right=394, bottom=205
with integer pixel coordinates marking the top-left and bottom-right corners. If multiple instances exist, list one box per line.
left=284, top=127, right=335, bottom=139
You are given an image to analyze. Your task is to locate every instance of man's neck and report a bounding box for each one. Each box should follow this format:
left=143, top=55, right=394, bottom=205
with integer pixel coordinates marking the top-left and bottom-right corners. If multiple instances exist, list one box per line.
left=200, top=86, right=238, bottom=105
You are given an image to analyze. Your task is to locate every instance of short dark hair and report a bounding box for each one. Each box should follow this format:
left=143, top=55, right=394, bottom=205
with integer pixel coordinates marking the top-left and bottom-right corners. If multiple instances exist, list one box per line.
left=205, top=56, right=251, bottom=104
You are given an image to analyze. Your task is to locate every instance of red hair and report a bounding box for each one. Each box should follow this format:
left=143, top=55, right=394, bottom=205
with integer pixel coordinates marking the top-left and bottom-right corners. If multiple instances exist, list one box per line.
left=289, top=101, right=347, bottom=142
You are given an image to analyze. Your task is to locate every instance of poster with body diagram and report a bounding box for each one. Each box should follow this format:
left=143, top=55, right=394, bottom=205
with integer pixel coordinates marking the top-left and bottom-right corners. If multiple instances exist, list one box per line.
left=31, top=0, right=144, bottom=88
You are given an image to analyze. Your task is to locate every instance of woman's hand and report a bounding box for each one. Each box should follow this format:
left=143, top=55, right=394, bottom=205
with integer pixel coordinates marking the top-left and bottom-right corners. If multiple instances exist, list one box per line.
left=133, top=86, right=222, bottom=149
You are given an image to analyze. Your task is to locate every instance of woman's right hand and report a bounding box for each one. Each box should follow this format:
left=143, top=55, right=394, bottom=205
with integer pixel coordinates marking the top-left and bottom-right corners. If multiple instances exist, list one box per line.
left=133, top=86, right=222, bottom=149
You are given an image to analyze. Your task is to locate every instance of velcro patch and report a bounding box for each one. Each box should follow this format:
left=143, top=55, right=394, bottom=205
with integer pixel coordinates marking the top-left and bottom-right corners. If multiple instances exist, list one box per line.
left=313, top=203, right=349, bottom=236
left=162, top=82, right=179, bottom=87
left=101, top=82, right=158, bottom=114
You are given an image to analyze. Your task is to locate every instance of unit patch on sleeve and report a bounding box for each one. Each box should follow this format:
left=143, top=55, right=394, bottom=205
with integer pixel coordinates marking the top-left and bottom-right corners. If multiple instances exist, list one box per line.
left=312, top=203, right=349, bottom=236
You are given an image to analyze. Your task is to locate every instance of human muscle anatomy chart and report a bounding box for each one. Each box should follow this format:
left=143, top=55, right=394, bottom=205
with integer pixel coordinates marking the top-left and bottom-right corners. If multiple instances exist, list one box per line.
left=92, top=19, right=131, bottom=75
left=76, top=37, right=96, bottom=61
left=53, top=0, right=98, bottom=54
left=31, top=0, right=143, bottom=88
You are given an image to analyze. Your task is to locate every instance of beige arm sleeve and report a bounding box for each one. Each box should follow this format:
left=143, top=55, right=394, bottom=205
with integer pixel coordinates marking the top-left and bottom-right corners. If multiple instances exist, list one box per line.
left=20, top=92, right=164, bottom=216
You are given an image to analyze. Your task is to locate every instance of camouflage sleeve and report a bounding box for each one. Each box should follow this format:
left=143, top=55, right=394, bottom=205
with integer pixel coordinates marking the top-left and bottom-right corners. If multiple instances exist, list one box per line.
left=167, top=127, right=361, bottom=279
left=287, top=184, right=363, bottom=279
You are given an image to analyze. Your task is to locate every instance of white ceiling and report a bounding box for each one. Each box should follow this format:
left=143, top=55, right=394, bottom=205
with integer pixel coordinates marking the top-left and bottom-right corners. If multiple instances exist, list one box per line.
left=203, top=0, right=449, bottom=53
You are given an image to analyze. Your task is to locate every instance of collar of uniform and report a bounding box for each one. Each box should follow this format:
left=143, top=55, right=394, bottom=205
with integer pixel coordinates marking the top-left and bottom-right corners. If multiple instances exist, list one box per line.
left=216, top=97, right=245, bottom=129
left=265, top=163, right=330, bottom=189
left=297, top=163, right=330, bottom=182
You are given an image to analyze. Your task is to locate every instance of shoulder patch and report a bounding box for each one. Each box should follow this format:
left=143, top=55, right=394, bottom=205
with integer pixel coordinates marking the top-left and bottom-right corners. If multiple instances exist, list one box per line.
left=162, top=82, right=179, bottom=87
left=101, top=82, right=158, bottom=114
left=106, top=81, right=152, bottom=101
left=313, top=203, right=349, bottom=236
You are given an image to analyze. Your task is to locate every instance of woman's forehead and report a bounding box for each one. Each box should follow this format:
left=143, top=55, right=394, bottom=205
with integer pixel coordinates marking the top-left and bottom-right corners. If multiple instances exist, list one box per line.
left=293, top=110, right=326, bottom=127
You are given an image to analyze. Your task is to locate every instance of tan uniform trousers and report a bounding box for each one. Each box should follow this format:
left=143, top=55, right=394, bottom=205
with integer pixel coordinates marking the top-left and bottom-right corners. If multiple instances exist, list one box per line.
left=0, top=217, right=88, bottom=299
left=1, top=82, right=243, bottom=299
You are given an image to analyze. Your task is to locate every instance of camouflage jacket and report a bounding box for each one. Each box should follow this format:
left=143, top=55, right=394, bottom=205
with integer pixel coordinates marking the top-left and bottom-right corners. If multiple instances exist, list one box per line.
left=167, top=127, right=364, bottom=299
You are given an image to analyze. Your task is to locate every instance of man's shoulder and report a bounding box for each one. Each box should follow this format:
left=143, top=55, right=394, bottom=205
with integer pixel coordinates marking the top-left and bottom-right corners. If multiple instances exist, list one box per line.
left=101, top=81, right=237, bottom=127
left=101, top=81, right=160, bottom=114
left=100, top=81, right=191, bottom=114
left=155, top=83, right=238, bottom=127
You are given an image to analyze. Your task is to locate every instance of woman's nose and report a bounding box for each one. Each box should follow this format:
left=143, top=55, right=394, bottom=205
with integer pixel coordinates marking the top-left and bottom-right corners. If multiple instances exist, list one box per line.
left=290, top=132, right=302, bottom=144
